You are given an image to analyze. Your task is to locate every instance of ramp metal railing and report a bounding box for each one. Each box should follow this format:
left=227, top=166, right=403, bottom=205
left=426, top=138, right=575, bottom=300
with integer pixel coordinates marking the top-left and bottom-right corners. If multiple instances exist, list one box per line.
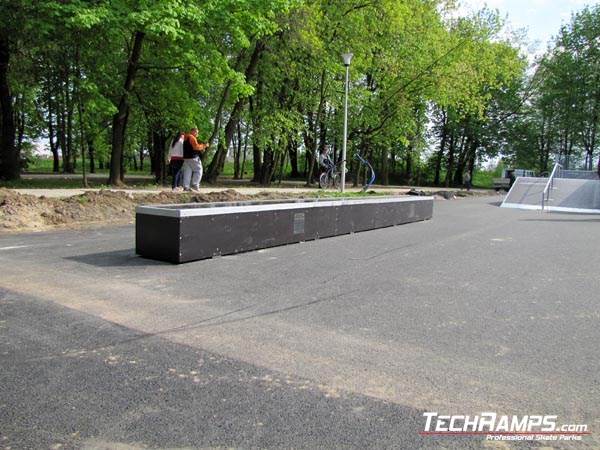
left=541, top=163, right=563, bottom=211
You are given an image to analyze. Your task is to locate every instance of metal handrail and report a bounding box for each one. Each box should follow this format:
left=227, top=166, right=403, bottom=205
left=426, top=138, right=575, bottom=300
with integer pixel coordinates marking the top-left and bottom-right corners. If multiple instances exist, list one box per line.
left=541, top=163, right=563, bottom=211
left=355, top=152, right=375, bottom=192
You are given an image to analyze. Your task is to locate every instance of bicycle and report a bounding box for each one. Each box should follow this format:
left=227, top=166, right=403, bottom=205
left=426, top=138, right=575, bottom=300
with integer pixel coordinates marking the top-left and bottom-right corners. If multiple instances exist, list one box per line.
left=319, top=160, right=341, bottom=189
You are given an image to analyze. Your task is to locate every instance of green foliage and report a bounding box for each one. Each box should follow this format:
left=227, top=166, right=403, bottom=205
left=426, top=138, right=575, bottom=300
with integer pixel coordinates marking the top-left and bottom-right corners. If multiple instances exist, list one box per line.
left=6, top=0, right=598, bottom=186
left=535, top=4, right=600, bottom=170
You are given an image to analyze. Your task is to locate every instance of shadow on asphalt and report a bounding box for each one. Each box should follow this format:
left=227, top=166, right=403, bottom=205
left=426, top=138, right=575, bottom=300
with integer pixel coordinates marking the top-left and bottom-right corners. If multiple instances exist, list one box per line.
left=0, top=292, right=490, bottom=450
left=65, top=249, right=169, bottom=267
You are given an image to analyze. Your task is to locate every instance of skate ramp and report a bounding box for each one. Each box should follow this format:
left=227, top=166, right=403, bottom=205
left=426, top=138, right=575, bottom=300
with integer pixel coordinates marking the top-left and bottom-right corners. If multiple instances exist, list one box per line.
left=560, top=170, right=599, bottom=180
left=500, top=177, right=547, bottom=210
left=501, top=177, right=600, bottom=213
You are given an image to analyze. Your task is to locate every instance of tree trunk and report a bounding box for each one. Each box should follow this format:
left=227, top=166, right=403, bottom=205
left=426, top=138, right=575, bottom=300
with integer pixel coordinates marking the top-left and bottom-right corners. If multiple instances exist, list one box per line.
left=76, top=90, right=88, bottom=186
left=46, top=91, right=60, bottom=173
left=0, top=35, right=18, bottom=180
left=57, top=91, right=67, bottom=172
left=289, top=140, right=299, bottom=178
left=252, top=141, right=261, bottom=183
left=88, top=138, right=96, bottom=173
left=405, top=147, right=414, bottom=186
left=209, top=99, right=244, bottom=183
left=16, top=110, right=25, bottom=157
left=278, top=142, right=291, bottom=184
left=233, top=122, right=241, bottom=179
left=434, top=135, right=445, bottom=185
left=234, top=119, right=249, bottom=179
left=207, top=48, right=249, bottom=157
left=152, top=129, right=166, bottom=185
left=444, top=132, right=456, bottom=187
left=407, top=107, right=424, bottom=185
left=304, top=69, right=327, bottom=187
left=108, top=31, right=145, bottom=186
left=260, top=148, right=274, bottom=185
left=206, top=40, right=265, bottom=183
left=65, top=68, right=75, bottom=174
left=434, top=110, right=448, bottom=186
left=241, top=133, right=248, bottom=179
left=247, top=95, right=261, bottom=182
left=303, top=111, right=316, bottom=184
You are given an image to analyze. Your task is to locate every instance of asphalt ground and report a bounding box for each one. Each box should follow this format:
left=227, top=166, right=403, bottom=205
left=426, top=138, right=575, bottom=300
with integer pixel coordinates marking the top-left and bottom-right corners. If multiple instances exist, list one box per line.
left=0, top=195, right=598, bottom=449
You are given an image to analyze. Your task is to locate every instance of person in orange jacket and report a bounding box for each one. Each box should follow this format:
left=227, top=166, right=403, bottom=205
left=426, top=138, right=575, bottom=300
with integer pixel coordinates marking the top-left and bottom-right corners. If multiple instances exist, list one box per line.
left=182, top=127, right=209, bottom=192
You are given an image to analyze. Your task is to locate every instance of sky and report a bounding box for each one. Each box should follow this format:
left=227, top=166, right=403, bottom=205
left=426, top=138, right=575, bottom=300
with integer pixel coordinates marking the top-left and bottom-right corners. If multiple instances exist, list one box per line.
left=459, top=0, right=598, bottom=53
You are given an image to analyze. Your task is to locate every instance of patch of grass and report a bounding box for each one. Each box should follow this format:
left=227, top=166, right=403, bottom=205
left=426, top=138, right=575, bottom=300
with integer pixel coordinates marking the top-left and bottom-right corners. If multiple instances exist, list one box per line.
left=0, top=177, right=161, bottom=190
left=1, top=179, right=91, bottom=189
left=472, top=170, right=495, bottom=189
left=9, top=156, right=500, bottom=191
left=25, top=158, right=55, bottom=173
left=312, top=190, right=387, bottom=198
left=26, top=157, right=157, bottom=176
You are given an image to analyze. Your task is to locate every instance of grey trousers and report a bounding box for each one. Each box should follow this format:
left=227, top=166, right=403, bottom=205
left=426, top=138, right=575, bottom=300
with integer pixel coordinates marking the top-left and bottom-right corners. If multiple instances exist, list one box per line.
left=183, top=157, right=203, bottom=189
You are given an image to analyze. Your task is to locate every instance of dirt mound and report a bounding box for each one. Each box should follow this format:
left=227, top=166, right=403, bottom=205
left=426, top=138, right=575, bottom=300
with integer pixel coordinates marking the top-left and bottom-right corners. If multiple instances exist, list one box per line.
left=0, top=188, right=300, bottom=234
left=0, top=187, right=493, bottom=234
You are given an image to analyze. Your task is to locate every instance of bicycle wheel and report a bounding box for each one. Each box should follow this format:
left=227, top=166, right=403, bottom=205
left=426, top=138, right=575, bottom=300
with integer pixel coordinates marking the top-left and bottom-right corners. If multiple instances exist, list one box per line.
left=319, top=172, right=329, bottom=189
left=332, top=173, right=341, bottom=188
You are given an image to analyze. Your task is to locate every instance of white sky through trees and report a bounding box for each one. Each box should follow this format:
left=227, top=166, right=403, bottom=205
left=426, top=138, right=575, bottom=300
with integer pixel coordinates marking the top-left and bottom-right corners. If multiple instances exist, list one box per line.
left=460, top=0, right=594, bottom=51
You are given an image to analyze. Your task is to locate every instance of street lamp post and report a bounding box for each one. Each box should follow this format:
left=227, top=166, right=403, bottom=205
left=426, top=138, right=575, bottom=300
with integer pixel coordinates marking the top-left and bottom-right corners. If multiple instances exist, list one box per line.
left=341, top=53, right=352, bottom=193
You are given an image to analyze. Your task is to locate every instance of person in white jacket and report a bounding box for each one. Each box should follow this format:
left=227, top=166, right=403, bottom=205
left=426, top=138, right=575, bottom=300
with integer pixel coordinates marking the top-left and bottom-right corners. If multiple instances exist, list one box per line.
left=168, top=131, right=185, bottom=190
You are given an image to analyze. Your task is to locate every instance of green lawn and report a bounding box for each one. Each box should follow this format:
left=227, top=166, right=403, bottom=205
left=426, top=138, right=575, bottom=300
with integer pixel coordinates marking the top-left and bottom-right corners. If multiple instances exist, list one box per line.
left=10, top=157, right=498, bottom=190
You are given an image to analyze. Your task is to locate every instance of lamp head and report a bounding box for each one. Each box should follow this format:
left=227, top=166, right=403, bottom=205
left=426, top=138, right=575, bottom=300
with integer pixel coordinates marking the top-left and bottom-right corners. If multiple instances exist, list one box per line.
left=342, top=53, right=353, bottom=66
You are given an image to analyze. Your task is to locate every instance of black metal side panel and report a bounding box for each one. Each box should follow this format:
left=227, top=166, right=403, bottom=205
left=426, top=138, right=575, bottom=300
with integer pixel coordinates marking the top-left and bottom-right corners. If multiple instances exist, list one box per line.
left=179, top=213, right=268, bottom=262
left=178, top=208, right=337, bottom=262
left=135, top=214, right=182, bottom=263
left=302, top=206, right=339, bottom=239
left=335, top=200, right=432, bottom=235
left=137, top=197, right=434, bottom=263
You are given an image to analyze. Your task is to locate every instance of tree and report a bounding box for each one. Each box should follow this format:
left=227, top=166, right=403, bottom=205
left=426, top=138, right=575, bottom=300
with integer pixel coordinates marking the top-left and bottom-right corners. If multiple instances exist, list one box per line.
left=540, top=5, right=600, bottom=170
left=203, top=0, right=295, bottom=183
left=0, top=0, right=542, bottom=188
left=0, top=0, right=29, bottom=180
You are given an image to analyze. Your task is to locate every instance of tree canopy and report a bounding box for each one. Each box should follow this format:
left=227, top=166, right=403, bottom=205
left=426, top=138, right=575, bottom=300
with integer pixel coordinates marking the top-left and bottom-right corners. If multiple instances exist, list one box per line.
left=1, top=0, right=599, bottom=185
